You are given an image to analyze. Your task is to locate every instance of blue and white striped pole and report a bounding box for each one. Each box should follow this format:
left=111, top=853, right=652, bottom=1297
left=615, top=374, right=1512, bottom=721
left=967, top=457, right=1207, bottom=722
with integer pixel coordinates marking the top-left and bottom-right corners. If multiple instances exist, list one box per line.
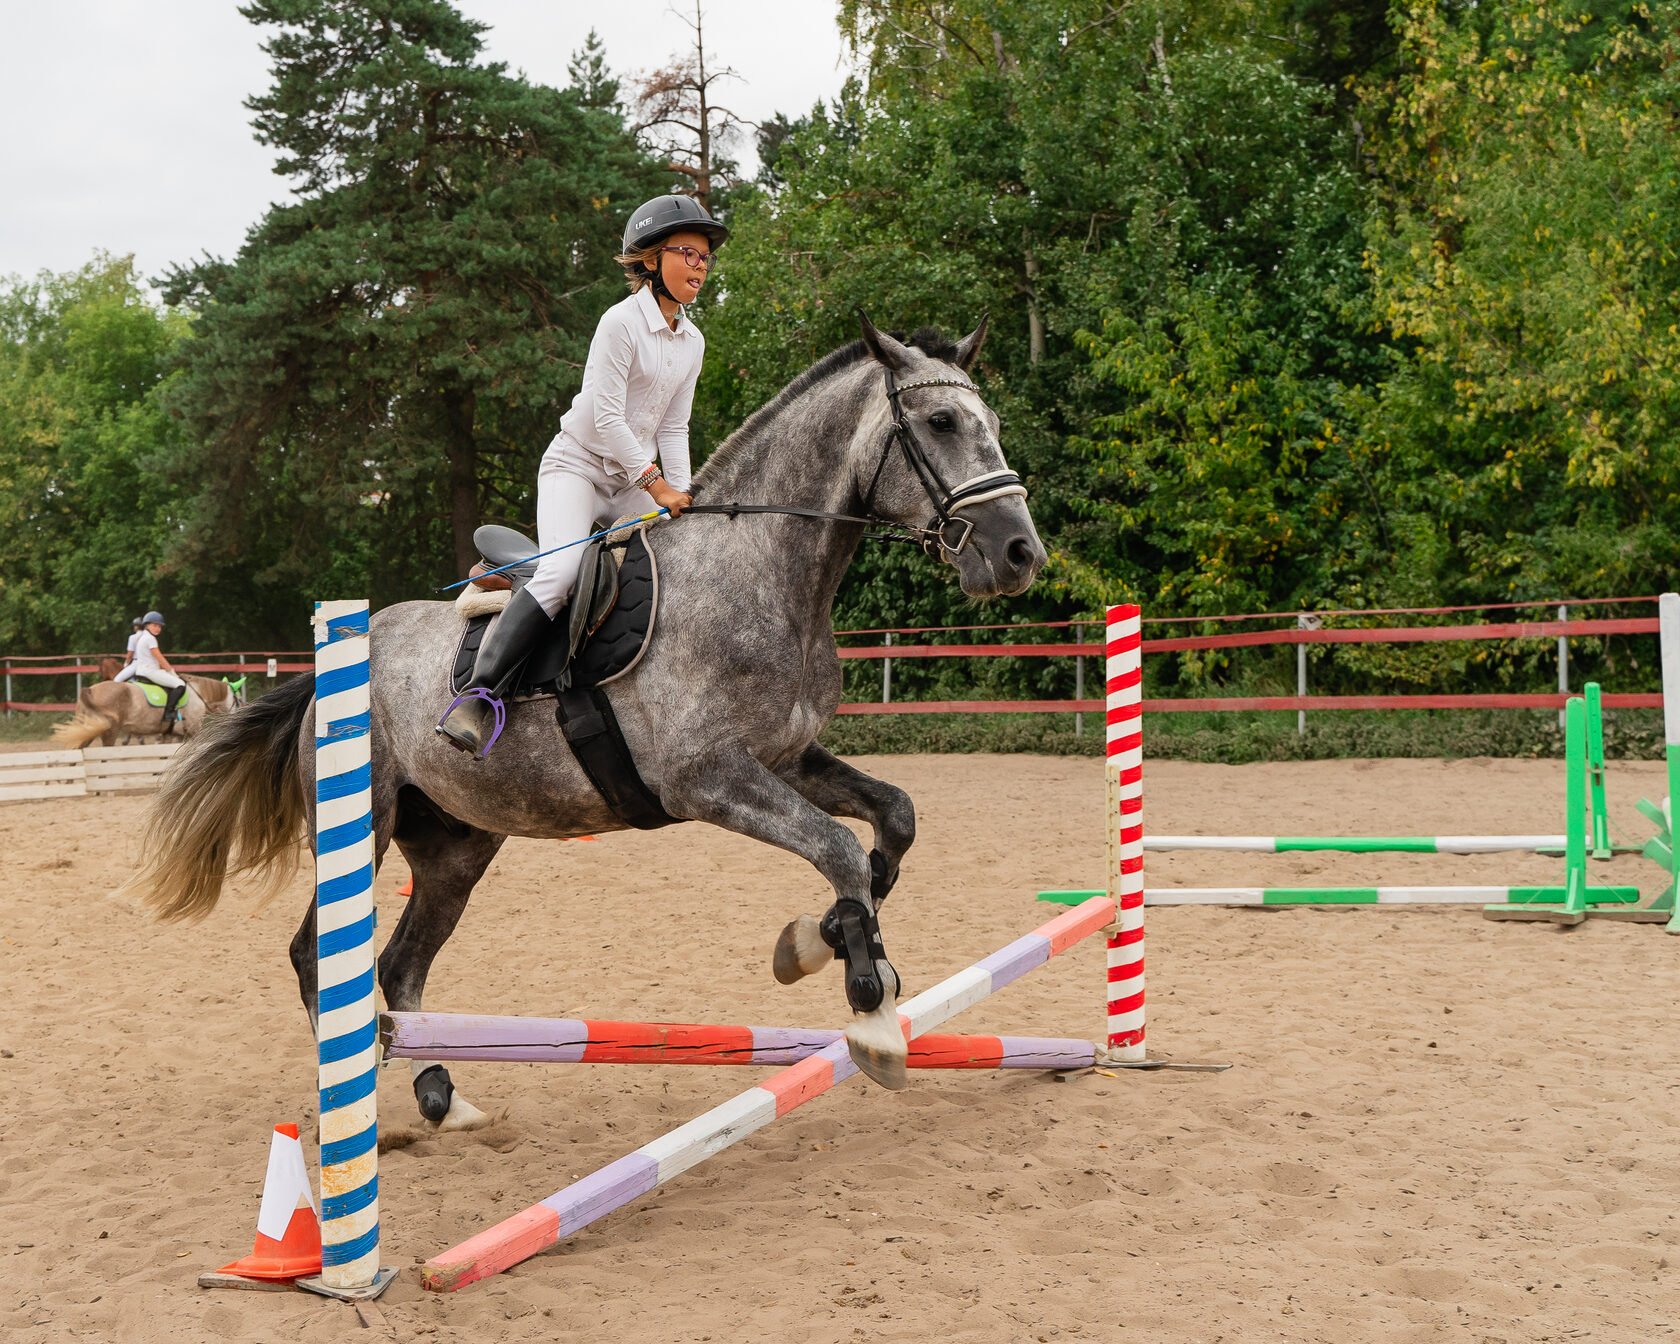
left=309, top=601, right=383, bottom=1292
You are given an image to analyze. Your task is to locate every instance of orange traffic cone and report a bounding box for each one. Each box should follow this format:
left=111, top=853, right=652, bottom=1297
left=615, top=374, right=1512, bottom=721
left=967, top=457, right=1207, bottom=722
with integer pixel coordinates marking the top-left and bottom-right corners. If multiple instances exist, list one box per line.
left=396, top=876, right=413, bottom=897
left=217, top=1123, right=322, bottom=1280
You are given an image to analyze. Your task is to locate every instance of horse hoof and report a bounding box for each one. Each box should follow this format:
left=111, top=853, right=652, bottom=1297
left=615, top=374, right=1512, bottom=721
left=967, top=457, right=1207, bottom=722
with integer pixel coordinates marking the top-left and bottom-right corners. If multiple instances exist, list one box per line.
left=433, top=1094, right=495, bottom=1133
left=773, top=915, right=831, bottom=984
left=844, top=1006, right=908, bottom=1091
left=414, top=1064, right=454, bottom=1123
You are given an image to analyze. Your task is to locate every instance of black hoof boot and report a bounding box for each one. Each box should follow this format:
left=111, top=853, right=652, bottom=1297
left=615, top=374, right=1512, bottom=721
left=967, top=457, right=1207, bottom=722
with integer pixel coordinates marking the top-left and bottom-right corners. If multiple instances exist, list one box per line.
left=414, top=1064, right=454, bottom=1123
left=820, top=895, right=895, bottom=1014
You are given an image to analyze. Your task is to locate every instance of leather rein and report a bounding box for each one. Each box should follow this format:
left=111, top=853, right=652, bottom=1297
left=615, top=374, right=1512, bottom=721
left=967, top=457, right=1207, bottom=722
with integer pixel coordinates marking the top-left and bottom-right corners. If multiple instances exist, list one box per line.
left=685, top=369, right=1027, bottom=558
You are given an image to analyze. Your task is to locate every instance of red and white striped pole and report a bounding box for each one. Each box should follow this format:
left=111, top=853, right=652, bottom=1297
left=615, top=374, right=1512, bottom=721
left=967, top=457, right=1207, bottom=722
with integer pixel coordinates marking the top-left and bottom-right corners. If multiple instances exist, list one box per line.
left=1105, top=603, right=1145, bottom=1060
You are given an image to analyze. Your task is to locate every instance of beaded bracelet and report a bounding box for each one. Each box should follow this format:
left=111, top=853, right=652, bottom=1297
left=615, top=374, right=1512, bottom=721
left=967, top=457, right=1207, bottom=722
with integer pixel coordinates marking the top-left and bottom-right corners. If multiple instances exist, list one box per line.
left=636, top=464, right=664, bottom=490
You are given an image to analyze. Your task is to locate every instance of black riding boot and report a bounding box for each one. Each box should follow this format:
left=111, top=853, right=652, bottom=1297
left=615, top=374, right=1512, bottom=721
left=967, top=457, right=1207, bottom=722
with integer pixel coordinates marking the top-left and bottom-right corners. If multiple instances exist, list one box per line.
left=161, top=683, right=187, bottom=731
left=436, top=587, right=553, bottom=756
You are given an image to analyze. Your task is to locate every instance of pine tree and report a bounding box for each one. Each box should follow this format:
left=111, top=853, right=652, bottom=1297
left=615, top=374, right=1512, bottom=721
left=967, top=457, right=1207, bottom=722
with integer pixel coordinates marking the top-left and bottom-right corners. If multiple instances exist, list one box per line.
left=160, top=0, right=663, bottom=629
left=568, top=28, right=619, bottom=109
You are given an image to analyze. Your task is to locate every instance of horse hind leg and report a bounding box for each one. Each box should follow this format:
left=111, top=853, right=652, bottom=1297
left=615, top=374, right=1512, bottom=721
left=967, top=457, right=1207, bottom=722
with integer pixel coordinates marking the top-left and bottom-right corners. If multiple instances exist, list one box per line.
left=379, top=790, right=507, bottom=1131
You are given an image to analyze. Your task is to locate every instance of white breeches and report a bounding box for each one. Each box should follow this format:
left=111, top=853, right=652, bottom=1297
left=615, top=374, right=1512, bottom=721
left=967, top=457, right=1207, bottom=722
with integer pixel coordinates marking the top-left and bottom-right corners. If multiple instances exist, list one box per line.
left=527, top=435, right=655, bottom=618
left=112, top=664, right=137, bottom=682
left=130, top=667, right=184, bottom=690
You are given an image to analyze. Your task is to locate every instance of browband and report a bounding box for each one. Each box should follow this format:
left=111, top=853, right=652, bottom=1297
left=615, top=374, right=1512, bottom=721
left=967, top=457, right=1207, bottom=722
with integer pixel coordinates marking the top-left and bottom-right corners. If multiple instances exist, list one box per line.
left=886, top=375, right=981, bottom=398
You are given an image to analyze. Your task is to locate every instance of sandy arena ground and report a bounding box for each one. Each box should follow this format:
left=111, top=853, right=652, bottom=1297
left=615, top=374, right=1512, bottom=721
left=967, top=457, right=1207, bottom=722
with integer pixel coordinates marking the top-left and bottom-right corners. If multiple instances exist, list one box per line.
left=3, top=751, right=1678, bottom=1343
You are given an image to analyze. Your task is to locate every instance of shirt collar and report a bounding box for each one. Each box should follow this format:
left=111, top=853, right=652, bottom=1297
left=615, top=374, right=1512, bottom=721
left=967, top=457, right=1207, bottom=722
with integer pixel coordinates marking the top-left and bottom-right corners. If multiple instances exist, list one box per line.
left=635, top=283, right=696, bottom=338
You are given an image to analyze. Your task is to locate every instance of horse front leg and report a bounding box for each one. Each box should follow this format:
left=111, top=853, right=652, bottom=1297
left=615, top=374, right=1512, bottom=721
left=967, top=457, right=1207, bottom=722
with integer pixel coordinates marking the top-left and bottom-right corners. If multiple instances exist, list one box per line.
left=771, top=744, right=915, bottom=987
left=663, top=749, right=909, bottom=1090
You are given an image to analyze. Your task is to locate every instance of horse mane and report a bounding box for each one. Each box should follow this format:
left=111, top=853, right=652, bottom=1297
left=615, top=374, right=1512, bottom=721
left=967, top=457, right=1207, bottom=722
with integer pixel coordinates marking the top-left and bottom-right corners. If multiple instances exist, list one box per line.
left=695, top=327, right=960, bottom=488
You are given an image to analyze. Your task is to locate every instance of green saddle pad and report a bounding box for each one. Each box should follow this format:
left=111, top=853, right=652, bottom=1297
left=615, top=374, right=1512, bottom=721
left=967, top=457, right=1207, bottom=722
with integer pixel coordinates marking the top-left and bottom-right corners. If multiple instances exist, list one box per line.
left=134, top=681, right=171, bottom=708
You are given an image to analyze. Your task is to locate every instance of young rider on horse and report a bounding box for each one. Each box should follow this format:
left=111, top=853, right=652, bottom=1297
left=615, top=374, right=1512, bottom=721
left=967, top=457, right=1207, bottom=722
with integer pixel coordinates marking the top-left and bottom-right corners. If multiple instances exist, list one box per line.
left=437, top=194, right=725, bottom=756
left=118, top=611, right=189, bottom=728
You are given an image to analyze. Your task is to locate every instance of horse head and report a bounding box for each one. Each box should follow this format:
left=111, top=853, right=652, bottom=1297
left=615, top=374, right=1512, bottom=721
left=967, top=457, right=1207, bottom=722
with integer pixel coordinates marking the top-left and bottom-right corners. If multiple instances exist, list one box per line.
left=854, top=311, right=1047, bottom=599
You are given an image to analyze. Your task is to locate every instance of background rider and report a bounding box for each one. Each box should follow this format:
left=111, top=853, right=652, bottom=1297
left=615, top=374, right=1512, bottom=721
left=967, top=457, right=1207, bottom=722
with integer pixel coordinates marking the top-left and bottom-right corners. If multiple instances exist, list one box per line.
left=117, top=612, right=189, bottom=728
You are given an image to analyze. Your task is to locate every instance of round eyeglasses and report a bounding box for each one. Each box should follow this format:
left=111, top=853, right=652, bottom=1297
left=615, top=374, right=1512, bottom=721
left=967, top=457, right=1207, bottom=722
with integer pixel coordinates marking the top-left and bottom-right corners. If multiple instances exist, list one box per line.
left=661, top=245, right=716, bottom=271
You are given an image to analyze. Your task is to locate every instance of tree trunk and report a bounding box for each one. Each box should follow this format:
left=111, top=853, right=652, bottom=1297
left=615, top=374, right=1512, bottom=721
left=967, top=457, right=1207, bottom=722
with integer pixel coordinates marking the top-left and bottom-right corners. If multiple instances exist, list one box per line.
left=445, top=391, right=480, bottom=577
left=695, top=5, right=712, bottom=211
left=1153, top=23, right=1173, bottom=95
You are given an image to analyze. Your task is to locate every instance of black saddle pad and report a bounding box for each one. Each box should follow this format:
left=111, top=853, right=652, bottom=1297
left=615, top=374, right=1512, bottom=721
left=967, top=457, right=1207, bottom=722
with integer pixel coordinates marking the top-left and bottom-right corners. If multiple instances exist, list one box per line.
left=451, top=528, right=658, bottom=698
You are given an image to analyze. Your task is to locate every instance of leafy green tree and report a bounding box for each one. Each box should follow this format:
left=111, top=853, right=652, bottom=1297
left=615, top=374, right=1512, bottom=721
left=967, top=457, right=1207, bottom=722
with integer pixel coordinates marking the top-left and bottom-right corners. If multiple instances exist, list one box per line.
left=695, top=0, right=1380, bottom=699
left=159, top=0, right=664, bottom=639
left=0, top=255, right=193, bottom=652
left=1066, top=44, right=1379, bottom=621
left=1357, top=0, right=1680, bottom=609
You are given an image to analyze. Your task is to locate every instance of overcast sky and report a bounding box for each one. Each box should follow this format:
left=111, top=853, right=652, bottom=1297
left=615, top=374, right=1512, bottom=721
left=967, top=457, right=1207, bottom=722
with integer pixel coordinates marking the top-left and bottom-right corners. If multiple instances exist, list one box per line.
left=0, top=1, right=851, bottom=284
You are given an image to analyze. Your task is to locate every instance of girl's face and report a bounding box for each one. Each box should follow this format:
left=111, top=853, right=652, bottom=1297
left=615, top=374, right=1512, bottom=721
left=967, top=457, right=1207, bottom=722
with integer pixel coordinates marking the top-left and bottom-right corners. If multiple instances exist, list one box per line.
left=146, top=622, right=163, bottom=636
left=658, top=229, right=714, bottom=304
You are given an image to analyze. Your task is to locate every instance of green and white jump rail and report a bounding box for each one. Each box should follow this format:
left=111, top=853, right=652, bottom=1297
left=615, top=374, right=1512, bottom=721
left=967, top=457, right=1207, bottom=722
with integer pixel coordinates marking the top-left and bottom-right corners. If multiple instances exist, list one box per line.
left=1145, top=836, right=1580, bottom=855
left=1040, top=886, right=1641, bottom=909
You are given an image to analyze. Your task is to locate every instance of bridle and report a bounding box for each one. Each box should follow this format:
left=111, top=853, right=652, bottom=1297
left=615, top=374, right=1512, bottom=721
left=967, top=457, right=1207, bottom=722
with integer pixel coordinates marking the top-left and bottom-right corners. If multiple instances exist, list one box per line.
left=688, top=367, right=1028, bottom=559
left=860, top=369, right=1026, bottom=557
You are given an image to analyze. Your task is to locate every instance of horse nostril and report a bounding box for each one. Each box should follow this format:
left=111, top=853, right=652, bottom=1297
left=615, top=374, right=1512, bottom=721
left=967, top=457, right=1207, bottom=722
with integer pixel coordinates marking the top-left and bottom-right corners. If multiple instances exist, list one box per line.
left=1005, top=536, right=1039, bottom=573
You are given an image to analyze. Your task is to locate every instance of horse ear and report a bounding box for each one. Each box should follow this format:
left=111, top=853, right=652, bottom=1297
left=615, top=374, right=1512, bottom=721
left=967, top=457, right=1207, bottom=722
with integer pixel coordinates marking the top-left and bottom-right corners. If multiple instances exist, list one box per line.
left=953, top=313, right=989, bottom=373
left=856, top=308, right=914, bottom=373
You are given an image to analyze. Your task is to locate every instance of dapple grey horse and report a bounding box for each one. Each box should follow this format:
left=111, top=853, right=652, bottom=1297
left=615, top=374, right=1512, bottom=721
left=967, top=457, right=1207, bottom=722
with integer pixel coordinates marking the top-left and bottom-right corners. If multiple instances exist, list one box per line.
left=129, top=315, right=1046, bottom=1129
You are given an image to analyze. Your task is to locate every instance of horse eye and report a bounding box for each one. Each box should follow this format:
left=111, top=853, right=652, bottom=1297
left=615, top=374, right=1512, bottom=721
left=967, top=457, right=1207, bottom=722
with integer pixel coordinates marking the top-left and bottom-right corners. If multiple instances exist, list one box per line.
left=929, top=412, right=955, bottom=432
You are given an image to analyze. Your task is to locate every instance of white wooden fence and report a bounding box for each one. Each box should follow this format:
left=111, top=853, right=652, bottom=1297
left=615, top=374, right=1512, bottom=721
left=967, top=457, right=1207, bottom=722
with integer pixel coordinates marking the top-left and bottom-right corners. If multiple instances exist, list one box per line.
left=0, top=743, right=180, bottom=802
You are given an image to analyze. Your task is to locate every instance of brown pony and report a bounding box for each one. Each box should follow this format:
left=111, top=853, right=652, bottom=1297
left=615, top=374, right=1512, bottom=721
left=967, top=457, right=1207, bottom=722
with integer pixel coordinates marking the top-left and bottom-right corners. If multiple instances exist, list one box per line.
left=52, top=675, right=238, bottom=748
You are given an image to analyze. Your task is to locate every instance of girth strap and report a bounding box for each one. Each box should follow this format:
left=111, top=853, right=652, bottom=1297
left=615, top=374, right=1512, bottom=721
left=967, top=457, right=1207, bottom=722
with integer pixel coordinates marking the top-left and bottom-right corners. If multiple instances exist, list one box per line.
left=554, top=685, right=678, bottom=831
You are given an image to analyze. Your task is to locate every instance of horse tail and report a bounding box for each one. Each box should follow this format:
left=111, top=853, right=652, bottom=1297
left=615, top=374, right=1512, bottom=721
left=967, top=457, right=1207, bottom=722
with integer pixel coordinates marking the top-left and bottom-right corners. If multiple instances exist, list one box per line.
left=129, top=672, right=317, bottom=922
left=51, top=692, right=116, bottom=749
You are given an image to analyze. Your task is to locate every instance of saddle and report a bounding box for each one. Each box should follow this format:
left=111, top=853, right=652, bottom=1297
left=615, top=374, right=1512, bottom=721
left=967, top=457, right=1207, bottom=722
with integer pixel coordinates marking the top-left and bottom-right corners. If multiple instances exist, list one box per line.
left=450, top=525, right=657, bottom=700
left=451, top=524, right=673, bottom=829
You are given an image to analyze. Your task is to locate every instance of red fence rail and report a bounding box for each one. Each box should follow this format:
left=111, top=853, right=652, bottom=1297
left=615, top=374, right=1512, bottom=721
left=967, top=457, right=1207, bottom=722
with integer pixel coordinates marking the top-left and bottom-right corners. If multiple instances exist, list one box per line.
left=3, top=612, right=1662, bottom=715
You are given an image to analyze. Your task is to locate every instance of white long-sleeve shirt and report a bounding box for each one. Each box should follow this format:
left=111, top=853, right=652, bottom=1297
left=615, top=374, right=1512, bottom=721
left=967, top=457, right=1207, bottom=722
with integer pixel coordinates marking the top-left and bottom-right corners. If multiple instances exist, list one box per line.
left=132, top=631, right=165, bottom=674
left=556, top=285, right=701, bottom=490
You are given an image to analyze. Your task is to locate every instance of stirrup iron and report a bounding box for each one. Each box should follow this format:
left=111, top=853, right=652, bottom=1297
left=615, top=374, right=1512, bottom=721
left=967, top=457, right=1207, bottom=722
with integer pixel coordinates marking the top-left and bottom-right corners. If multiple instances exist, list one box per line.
left=436, top=687, right=507, bottom=759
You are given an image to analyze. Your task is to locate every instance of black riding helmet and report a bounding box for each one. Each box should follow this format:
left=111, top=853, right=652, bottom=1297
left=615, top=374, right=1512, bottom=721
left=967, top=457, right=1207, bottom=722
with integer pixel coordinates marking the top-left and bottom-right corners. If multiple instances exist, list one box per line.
left=621, top=194, right=729, bottom=254
left=622, top=195, right=727, bottom=306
